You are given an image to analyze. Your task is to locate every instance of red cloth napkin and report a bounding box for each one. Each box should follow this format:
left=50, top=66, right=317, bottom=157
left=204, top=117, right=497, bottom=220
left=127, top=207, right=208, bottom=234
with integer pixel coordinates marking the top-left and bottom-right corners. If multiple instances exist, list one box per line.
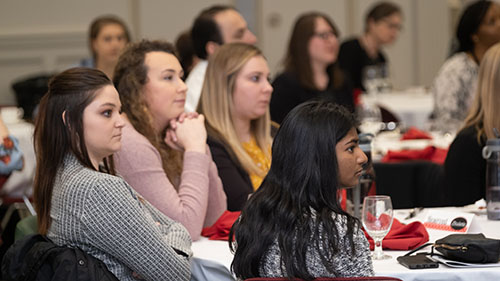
left=363, top=218, right=429, bottom=250
left=382, top=145, right=448, bottom=164
left=201, top=210, right=241, bottom=241
left=400, top=127, right=433, bottom=140
left=353, top=88, right=363, bottom=106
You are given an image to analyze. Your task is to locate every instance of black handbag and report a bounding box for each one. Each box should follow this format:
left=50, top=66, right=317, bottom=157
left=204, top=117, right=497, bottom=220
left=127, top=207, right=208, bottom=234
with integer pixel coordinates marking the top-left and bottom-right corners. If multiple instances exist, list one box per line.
left=433, top=233, right=500, bottom=263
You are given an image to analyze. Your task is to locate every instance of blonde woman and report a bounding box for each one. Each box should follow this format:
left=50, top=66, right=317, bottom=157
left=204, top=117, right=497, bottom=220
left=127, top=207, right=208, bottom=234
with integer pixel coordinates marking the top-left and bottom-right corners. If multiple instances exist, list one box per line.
left=444, top=42, right=500, bottom=206
left=113, top=40, right=226, bottom=241
left=198, top=43, right=273, bottom=211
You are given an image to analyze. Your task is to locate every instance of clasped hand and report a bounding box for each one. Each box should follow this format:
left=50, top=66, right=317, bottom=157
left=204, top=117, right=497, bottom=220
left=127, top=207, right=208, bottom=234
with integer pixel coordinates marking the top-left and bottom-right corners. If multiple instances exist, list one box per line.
left=164, top=112, right=207, bottom=153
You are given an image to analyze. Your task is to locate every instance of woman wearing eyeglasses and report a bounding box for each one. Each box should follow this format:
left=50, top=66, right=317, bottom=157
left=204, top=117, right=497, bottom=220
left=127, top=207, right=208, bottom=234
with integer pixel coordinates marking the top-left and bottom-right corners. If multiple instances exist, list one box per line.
left=270, top=12, right=354, bottom=124
left=338, top=2, right=402, bottom=92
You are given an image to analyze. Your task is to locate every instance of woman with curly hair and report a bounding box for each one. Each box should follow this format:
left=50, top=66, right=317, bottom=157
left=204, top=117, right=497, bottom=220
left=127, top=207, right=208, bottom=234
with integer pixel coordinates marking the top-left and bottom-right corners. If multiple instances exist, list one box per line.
left=113, top=40, right=226, bottom=241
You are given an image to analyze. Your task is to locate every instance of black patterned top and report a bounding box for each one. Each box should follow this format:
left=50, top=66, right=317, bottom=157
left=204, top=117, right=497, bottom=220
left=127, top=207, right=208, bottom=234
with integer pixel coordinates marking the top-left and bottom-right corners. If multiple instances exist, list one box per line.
left=258, top=213, right=374, bottom=278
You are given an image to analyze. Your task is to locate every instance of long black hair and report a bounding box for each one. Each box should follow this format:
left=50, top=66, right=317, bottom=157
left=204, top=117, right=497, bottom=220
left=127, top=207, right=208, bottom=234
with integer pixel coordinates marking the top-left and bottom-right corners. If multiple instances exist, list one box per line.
left=230, top=100, right=359, bottom=280
left=456, top=0, right=493, bottom=53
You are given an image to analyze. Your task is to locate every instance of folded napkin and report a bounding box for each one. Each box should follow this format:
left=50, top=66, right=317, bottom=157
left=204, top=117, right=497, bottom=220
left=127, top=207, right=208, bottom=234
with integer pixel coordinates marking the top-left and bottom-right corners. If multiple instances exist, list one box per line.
left=201, top=210, right=241, bottom=241
left=382, top=145, right=448, bottom=164
left=401, top=127, right=433, bottom=140
left=363, top=218, right=429, bottom=250
left=353, top=88, right=363, bottom=106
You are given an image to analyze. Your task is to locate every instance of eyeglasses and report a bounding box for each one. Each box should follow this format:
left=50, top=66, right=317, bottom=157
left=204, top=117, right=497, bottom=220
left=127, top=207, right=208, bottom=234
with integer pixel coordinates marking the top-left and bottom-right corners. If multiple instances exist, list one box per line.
left=382, top=19, right=403, bottom=31
left=313, top=31, right=337, bottom=40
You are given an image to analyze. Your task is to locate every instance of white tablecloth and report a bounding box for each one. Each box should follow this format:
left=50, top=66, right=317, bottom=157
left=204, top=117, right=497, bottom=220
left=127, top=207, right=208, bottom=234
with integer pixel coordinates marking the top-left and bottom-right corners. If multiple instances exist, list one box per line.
left=361, top=89, right=433, bottom=130
left=192, top=207, right=500, bottom=281
left=372, top=130, right=454, bottom=161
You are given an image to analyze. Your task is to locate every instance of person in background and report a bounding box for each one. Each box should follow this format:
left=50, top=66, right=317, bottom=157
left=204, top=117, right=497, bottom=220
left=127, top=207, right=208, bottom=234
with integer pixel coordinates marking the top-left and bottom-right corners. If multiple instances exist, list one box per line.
left=231, top=101, right=372, bottom=280
left=185, top=5, right=257, bottom=112
left=175, top=30, right=199, bottom=79
left=270, top=12, right=353, bottom=124
left=444, top=43, right=500, bottom=206
left=79, top=15, right=131, bottom=80
left=34, top=67, right=191, bottom=280
left=430, top=0, right=500, bottom=133
left=113, top=40, right=226, bottom=241
left=198, top=43, right=273, bottom=211
left=338, top=2, right=402, bottom=92
left=0, top=116, right=23, bottom=177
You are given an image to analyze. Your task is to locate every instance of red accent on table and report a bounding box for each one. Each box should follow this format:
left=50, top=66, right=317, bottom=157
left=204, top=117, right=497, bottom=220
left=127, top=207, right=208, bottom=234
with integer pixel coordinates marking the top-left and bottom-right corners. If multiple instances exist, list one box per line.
left=201, top=210, right=241, bottom=241
left=382, top=146, right=448, bottom=164
left=400, top=127, right=433, bottom=140
left=363, top=218, right=429, bottom=250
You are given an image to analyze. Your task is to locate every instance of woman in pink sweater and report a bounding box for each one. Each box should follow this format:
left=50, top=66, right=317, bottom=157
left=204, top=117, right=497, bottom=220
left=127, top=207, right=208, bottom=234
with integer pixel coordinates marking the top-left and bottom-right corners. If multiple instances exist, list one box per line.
left=113, top=40, right=226, bottom=240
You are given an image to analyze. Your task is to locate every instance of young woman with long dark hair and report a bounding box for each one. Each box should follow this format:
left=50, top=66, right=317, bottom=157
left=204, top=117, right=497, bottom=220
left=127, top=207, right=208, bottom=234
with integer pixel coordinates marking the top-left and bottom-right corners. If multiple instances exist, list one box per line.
left=231, top=100, right=373, bottom=280
left=270, top=12, right=353, bottom=124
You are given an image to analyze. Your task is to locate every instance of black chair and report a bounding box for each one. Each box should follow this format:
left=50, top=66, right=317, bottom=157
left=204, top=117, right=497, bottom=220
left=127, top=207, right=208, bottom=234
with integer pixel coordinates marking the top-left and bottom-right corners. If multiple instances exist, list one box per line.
left=11, top=73, right=54, bottom=121
left=373, top=161, right=448, bottom=209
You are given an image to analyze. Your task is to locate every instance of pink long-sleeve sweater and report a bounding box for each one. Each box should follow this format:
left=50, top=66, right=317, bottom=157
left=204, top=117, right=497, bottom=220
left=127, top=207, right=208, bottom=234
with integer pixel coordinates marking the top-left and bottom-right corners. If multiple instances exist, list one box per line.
left=114, top=122, right=227, bottom=241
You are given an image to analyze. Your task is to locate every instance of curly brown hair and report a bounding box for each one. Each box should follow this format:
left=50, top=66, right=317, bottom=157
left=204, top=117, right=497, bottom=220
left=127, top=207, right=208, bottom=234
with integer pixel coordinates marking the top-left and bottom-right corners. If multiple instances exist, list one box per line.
left=113, top=40, right=182, bottom=187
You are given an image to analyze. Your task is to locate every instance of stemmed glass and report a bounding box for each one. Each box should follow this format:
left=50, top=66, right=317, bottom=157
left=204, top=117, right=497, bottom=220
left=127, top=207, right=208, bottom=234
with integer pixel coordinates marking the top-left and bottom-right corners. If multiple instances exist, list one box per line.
left=357, top=102, right=383, bottom=136
left=363, top=65, right=383, bottom=95
left=362, top=195, right=394, bottom=260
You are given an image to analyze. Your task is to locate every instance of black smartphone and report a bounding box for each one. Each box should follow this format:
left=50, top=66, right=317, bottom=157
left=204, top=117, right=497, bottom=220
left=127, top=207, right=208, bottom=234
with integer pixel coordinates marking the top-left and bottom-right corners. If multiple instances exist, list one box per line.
left=397, top=254, right=439, bottom=269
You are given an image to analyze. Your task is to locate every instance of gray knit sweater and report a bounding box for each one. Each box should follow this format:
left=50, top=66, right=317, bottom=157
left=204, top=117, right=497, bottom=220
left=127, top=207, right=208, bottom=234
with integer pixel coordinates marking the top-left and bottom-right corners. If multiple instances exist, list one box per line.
left=47, top=154, right=192, bottom=281
left=258, top=214, right=374, bottom=278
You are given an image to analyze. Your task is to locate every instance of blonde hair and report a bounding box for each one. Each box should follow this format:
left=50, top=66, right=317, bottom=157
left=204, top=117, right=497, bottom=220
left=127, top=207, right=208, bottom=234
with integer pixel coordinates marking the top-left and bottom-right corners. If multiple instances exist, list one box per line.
left=198, top=43, right=271, bottom=178
left=462, top=42, right=500, bottom=142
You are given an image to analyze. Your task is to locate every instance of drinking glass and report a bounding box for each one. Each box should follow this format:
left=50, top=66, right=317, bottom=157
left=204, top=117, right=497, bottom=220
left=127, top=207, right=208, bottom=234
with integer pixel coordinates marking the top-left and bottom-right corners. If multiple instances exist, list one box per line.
left=362, top=195, right=394, bottom=260
left=363, top=64, right=391, bottom=94
left=357, top=102, right=383, bottom=135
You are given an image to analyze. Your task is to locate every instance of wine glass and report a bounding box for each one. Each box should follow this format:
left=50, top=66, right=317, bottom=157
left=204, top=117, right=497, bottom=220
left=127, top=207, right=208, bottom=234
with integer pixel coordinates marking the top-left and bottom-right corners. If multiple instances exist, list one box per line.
left=357, top=101, right=383, bottom=135
left=362, top=65, right=383, bottom=95
left=362, top=195, right=394, bottom=260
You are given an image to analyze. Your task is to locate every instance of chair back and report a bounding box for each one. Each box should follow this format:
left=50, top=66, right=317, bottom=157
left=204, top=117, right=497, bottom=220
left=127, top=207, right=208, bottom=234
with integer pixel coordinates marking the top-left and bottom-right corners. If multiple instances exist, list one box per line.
left=14, top=215, right=37, bottom=241
left=2, top=234, right=119, bottom=281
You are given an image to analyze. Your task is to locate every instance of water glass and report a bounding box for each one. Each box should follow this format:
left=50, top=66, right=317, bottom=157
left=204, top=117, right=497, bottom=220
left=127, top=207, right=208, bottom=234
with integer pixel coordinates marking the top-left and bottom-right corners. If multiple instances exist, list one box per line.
left=362, top=195, right=394, bottom=260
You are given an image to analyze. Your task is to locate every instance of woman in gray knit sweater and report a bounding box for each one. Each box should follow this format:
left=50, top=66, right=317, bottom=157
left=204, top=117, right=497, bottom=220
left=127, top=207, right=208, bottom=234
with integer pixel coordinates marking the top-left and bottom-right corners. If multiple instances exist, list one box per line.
left=230, top=100, right=374, bottom=280
left=33, top=67, right=192, bottom=281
